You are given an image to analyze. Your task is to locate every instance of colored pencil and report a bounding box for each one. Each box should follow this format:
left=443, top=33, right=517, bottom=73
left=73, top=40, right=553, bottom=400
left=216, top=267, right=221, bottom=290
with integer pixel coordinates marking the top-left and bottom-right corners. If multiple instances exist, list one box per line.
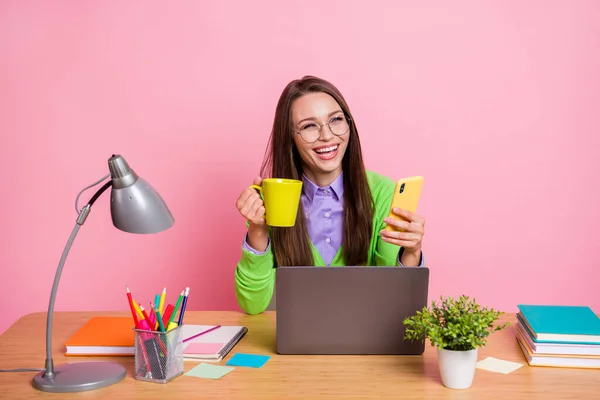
left=168, top=290, right=184, bottom=327
left=182, top=325, right=222, bottom=343
left=126, top=286, right=139, bottom=328
left=152, top=303, right=166, bottom=332
left=162, top=304, right=174, bottom=327
left=148, top=303, right=157, bottom=329
left=139, top=306, right=155, bottom=331
left=132, top=298, right=144, bottom=319
left=177, top=287, right=190, bottom=326
left=154, top=294, right=160, bottom=312
left=158, top=287, right=166, bottom=314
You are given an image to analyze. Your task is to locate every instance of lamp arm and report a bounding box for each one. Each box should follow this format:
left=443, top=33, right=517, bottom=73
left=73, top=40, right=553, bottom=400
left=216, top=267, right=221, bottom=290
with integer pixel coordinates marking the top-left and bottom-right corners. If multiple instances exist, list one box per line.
left=43, top=180, right=112, bottom=378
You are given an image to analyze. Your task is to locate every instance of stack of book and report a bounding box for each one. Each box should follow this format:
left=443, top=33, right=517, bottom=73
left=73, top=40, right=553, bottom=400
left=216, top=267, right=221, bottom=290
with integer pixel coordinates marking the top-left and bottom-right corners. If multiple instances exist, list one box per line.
left=516, top=304, right=600, bottom=368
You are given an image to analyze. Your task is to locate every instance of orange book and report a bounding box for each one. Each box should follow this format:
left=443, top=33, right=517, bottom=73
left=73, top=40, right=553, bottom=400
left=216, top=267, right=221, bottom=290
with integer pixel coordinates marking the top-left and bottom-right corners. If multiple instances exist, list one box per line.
left=64, top=317, right=135, bottom=356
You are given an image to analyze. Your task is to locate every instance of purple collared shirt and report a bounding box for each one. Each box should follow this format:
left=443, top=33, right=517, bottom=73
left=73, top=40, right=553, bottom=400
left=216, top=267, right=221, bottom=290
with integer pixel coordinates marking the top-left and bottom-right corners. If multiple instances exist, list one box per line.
left=242, top=172, right=421, bottom=267
left=300, top=173, right=345, bottom=265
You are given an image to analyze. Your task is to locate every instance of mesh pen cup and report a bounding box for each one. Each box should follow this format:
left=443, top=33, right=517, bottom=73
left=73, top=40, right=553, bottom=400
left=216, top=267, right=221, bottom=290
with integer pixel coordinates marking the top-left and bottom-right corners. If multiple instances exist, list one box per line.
left=133, top=325, right=184, bottom=383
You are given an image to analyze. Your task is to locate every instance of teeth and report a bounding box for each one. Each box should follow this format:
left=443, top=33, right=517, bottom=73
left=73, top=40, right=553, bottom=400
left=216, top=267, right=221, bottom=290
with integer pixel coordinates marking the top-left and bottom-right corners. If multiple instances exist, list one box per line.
left=315, top=145, right=338, bottom=154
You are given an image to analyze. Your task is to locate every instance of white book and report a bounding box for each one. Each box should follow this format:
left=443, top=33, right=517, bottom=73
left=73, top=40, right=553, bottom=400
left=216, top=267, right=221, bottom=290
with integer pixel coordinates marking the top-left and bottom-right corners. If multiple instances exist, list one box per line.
left=517, top=322, right=600, bottom=356
left=517, top=332, right=600, bottom=369
left=181, top=325, right=247, bottom=362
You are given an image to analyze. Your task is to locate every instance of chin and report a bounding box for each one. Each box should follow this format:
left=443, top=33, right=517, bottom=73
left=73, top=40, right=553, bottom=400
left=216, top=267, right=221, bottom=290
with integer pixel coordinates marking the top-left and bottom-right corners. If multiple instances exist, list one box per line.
left=310, top=158, right=343, bottom=175
left=318, top=162, right=342, bottom=173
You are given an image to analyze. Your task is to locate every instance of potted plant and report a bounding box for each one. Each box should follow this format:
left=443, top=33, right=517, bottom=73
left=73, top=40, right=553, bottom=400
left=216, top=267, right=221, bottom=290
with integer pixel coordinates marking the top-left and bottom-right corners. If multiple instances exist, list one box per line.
left=403, top=295, right=509, bottom=389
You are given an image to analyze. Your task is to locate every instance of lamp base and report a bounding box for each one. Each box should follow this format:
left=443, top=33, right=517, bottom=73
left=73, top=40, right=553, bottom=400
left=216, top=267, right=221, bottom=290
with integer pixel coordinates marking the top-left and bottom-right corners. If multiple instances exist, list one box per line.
left=32, top=362, right=126, bottom=393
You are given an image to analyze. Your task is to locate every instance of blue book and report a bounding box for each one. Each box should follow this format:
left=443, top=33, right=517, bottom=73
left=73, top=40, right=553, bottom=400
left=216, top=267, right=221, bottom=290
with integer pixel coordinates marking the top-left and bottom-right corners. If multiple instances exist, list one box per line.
left=517, top=305, right=600, bottom=344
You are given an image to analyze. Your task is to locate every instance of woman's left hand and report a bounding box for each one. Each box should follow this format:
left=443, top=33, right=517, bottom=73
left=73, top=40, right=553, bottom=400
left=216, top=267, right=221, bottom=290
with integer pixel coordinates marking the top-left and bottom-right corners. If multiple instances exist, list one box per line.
left=380, top=207, right=425, bottom=254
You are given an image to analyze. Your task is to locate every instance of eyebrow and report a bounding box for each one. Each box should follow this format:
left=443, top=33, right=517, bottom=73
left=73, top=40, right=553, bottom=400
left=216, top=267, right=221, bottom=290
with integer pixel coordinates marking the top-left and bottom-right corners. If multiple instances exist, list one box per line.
left=296, top=110, right=344, bottom=126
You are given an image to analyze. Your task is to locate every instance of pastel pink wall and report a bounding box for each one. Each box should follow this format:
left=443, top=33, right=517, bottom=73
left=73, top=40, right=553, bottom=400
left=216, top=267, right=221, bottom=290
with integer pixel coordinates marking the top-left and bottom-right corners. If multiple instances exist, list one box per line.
left=1, top=1, right=599, bottom=335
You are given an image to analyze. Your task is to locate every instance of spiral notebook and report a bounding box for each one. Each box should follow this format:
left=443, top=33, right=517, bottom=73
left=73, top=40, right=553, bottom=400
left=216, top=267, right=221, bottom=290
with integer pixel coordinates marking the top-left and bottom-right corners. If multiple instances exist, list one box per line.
left=182, top=325, right=248, bottom=362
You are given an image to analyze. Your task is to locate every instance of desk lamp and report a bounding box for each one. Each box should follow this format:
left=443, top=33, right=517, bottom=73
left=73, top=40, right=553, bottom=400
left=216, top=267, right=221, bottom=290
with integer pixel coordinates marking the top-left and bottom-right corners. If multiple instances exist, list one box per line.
left=32, top=154, right=175, bottom=392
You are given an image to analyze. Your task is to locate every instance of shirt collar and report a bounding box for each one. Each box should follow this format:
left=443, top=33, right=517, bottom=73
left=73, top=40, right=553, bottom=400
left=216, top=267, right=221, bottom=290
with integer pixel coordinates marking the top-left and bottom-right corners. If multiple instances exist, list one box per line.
left=302, top=172, right=344, bottom=202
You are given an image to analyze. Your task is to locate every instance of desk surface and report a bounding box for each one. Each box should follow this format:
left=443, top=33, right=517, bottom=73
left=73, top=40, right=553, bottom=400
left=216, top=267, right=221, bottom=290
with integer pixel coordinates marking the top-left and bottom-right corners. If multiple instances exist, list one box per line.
left=0, top=311, right=598, bottom=399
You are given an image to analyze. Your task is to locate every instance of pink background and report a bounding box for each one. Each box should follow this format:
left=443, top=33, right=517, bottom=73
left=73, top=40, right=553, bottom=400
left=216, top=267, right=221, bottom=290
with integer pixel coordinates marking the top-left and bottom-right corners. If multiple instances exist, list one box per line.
left=1, top=1, right=599, bottom=335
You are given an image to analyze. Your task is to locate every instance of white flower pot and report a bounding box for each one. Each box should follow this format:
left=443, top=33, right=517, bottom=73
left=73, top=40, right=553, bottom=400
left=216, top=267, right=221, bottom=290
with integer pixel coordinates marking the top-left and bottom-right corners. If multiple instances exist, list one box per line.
left=437, top=347, right=478, bottom=389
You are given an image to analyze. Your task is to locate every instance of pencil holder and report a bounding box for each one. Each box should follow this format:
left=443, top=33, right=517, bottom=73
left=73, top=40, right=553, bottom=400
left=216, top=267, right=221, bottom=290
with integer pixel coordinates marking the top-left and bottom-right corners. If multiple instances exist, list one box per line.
left=133, top=325, right=184, bottom=383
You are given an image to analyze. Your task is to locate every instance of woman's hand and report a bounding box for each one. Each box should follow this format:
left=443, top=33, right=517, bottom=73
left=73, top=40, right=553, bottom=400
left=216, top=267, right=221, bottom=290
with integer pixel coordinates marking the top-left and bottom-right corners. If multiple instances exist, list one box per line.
left=380, top=207, right=425, bottom=256
left=236, top=176, right=269, bottom=251
left=236, top=176, right=267, bottom=227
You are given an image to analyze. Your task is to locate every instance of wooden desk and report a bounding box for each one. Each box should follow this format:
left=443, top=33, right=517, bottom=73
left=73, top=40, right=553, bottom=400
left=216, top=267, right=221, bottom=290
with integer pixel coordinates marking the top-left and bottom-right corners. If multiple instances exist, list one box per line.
left=0, top=311, right=598, bottom=399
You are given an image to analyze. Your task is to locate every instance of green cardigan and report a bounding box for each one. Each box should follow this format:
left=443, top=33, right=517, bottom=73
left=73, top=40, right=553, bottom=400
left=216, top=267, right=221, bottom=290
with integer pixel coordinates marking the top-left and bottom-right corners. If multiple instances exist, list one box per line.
left=234, top=170, right=402, bottom=314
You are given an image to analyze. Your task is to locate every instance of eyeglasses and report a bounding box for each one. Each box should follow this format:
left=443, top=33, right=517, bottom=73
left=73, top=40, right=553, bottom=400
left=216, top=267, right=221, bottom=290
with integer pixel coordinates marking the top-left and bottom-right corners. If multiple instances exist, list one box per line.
left=294, top=114, right=350, bottom=143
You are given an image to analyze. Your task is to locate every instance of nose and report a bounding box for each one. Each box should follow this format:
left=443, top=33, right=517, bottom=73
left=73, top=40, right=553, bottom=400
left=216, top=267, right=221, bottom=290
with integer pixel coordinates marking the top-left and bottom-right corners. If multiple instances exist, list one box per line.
left=318, top=123, right=334, bottom=141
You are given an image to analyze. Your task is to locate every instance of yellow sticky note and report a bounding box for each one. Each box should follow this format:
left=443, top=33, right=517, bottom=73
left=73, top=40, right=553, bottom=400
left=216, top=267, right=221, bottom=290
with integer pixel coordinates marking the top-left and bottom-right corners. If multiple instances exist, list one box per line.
left=476, top=357, right=523, bottom=374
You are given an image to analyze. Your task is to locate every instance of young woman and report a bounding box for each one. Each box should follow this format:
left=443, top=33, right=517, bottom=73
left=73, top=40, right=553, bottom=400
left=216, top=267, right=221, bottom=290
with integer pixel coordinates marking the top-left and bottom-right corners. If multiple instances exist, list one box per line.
left=234, top=76, right=425, bottom=314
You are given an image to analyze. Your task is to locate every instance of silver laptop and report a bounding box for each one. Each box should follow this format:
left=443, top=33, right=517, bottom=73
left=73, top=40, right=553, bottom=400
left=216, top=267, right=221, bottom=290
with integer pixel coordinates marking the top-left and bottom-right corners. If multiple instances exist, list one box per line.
left=275, top=266, right=429, bottom=355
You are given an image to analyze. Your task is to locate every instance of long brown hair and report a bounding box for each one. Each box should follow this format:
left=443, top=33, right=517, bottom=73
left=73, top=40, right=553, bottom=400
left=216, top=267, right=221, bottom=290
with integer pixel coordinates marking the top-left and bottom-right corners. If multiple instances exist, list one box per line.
left=260, top=76, right=373, bottom=267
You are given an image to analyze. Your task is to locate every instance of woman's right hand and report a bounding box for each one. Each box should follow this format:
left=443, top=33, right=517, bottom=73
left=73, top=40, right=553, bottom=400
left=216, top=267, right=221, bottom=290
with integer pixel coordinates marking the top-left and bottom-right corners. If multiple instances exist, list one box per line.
left=236, top=176, right=270, bottom=251
left=236, top=176, right=267, bottom=228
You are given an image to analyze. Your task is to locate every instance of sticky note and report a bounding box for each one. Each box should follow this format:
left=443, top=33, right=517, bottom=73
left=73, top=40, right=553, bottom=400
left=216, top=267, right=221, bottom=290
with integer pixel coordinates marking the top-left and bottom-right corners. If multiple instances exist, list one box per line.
left=476, top=357, right=523, bottom=374
left=184, top=343, right=224, bottom=354
left=185, top=363, right=234, bottom=379
left=226, top=353, right=270, bottom=368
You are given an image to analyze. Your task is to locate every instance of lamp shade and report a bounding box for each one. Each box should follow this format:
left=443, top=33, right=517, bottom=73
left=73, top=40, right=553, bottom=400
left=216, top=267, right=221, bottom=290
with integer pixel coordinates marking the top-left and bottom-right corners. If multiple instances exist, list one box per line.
left=108, top=155, right=174, bottom=234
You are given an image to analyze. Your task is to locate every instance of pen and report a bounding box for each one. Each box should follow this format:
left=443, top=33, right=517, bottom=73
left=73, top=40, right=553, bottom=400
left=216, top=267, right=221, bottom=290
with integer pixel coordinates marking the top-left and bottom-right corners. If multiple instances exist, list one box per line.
left=177, top=287, right=190, bottom=326
left=158, top=287, right=166, bottom=314
left=126, top=286, right=139, bottom=328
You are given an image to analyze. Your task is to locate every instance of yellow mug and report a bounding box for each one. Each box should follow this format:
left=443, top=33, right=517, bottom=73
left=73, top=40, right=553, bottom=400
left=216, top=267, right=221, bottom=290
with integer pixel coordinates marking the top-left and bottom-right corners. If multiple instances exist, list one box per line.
left=250, top=178, right=303, bottom=227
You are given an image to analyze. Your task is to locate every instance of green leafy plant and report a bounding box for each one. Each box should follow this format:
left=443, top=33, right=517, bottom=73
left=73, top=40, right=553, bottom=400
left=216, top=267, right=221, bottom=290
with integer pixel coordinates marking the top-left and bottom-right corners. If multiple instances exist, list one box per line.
left=403, top=295, right=509, bottom=351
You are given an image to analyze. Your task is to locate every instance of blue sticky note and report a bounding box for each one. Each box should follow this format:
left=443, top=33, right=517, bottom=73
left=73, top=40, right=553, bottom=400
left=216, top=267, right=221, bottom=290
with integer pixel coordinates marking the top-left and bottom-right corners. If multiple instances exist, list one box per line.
left=225, top=353, right=270, bottom=368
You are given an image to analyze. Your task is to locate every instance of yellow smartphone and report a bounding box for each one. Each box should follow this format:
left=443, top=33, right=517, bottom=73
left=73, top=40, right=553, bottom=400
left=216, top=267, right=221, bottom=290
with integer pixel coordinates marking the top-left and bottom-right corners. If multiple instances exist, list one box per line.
left=384, top=176, right=424, bottom=231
